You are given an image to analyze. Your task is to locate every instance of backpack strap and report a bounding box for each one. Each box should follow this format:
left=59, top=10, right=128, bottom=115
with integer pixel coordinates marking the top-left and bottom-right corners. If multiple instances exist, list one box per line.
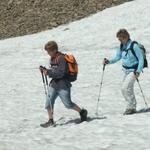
left=120, top=41, right=139, bottom=60
left=51, top=52, right=65, bottom=65
left=129, top=41, right=139, bottom=61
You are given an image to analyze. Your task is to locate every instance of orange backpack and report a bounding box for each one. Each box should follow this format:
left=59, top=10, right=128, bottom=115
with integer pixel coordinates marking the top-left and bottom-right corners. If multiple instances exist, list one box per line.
left=64, top=54, right=78, bottom=82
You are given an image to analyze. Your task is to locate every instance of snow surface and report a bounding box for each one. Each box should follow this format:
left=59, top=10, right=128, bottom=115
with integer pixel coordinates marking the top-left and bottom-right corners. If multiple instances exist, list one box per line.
left=0, top=0, right=150, bottom=149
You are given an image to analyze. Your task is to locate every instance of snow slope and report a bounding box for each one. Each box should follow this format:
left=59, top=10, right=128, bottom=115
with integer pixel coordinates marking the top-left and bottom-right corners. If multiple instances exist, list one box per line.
left=0, top=0, right=150, bottom=149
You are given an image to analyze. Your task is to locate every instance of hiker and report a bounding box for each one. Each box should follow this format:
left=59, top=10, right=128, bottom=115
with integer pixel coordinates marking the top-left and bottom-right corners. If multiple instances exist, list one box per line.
left=39, top=41, right=87, bottom=127
left=103, top=29, right=144, bottom=115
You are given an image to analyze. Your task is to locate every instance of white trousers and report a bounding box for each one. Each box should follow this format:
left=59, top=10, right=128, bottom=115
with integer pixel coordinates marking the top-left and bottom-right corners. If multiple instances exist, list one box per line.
left=121, top=72, right=137, bottom=110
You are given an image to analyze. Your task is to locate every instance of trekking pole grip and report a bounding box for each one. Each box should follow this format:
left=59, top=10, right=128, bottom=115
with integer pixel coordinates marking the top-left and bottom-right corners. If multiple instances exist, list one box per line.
left=133, top=71, right=139, bottom=82
left=103, top=58, right=107, bottom=71
left=39, top=67, right=44, bottom=82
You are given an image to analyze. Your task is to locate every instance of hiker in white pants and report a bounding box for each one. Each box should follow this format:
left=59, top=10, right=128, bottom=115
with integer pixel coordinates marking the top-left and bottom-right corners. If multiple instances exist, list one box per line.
left=103, top=29, right=144, bottom=115
left=122, top=72, right=137, bottom=111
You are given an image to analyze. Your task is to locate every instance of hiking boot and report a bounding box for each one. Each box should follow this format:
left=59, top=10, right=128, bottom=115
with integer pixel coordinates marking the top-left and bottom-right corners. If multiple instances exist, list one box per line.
left=80, top=109, right=88, bottom=122
left=123, top=109, right=136, bottom=115
left=40, top=119, right=54, bottom=128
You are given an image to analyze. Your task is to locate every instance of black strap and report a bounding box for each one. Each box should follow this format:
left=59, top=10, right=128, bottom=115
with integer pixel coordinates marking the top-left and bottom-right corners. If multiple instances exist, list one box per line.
left=120, top=41, right=140, bottom=70
left=129, top=41, right=139, bottom=61
left=122, top=63, right=138, bottom=70
left=120, top=41, right=139, bottom=60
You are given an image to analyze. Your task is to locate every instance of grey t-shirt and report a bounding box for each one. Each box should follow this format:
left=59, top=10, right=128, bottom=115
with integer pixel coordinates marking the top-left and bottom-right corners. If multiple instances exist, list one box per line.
left=47, top=53, right=72, bottom=90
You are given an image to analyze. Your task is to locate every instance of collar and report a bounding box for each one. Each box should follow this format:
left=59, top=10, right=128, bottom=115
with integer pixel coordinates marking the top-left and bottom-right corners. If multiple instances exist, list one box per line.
left=123, top=39, right=131, bottom=46
left=121, top=39, right=132, bottom=50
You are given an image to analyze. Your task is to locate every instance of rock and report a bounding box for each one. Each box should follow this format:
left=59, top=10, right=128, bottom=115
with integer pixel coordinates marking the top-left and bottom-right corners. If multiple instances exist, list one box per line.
left=0, top=0, right=132, bottom=39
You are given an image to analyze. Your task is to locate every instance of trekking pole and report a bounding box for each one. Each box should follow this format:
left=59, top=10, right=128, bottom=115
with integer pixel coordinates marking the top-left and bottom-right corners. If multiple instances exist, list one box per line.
left=45, top=74, right=49, bottom=92
left=40, top=66, right=53, bottom=114
left=95, top=62, right=106, bottom=117
left=44, top=71, right=53, bottom=113
left=136, top=78, right=149, bottom=109
left=40, top=70, right=47, bottom=95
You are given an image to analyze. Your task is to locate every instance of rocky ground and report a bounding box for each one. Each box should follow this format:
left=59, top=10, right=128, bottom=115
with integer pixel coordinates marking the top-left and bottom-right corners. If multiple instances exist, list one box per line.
left=0, top=0, right=132, bottom=39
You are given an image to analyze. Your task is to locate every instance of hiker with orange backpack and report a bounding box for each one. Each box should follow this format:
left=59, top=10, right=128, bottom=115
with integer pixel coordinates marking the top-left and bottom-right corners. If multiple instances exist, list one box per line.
left=103, top=29, right=148, bottom=115
left=39, top=41, right=87, bottom=127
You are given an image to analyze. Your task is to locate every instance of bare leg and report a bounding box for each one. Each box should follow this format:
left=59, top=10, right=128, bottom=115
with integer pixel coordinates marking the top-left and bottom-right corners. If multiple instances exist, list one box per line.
left=47, top=108, right=53, bottom=120
left=73, top=105, right=81, bottom=113
left=40, top=108, right=54, bottom=127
